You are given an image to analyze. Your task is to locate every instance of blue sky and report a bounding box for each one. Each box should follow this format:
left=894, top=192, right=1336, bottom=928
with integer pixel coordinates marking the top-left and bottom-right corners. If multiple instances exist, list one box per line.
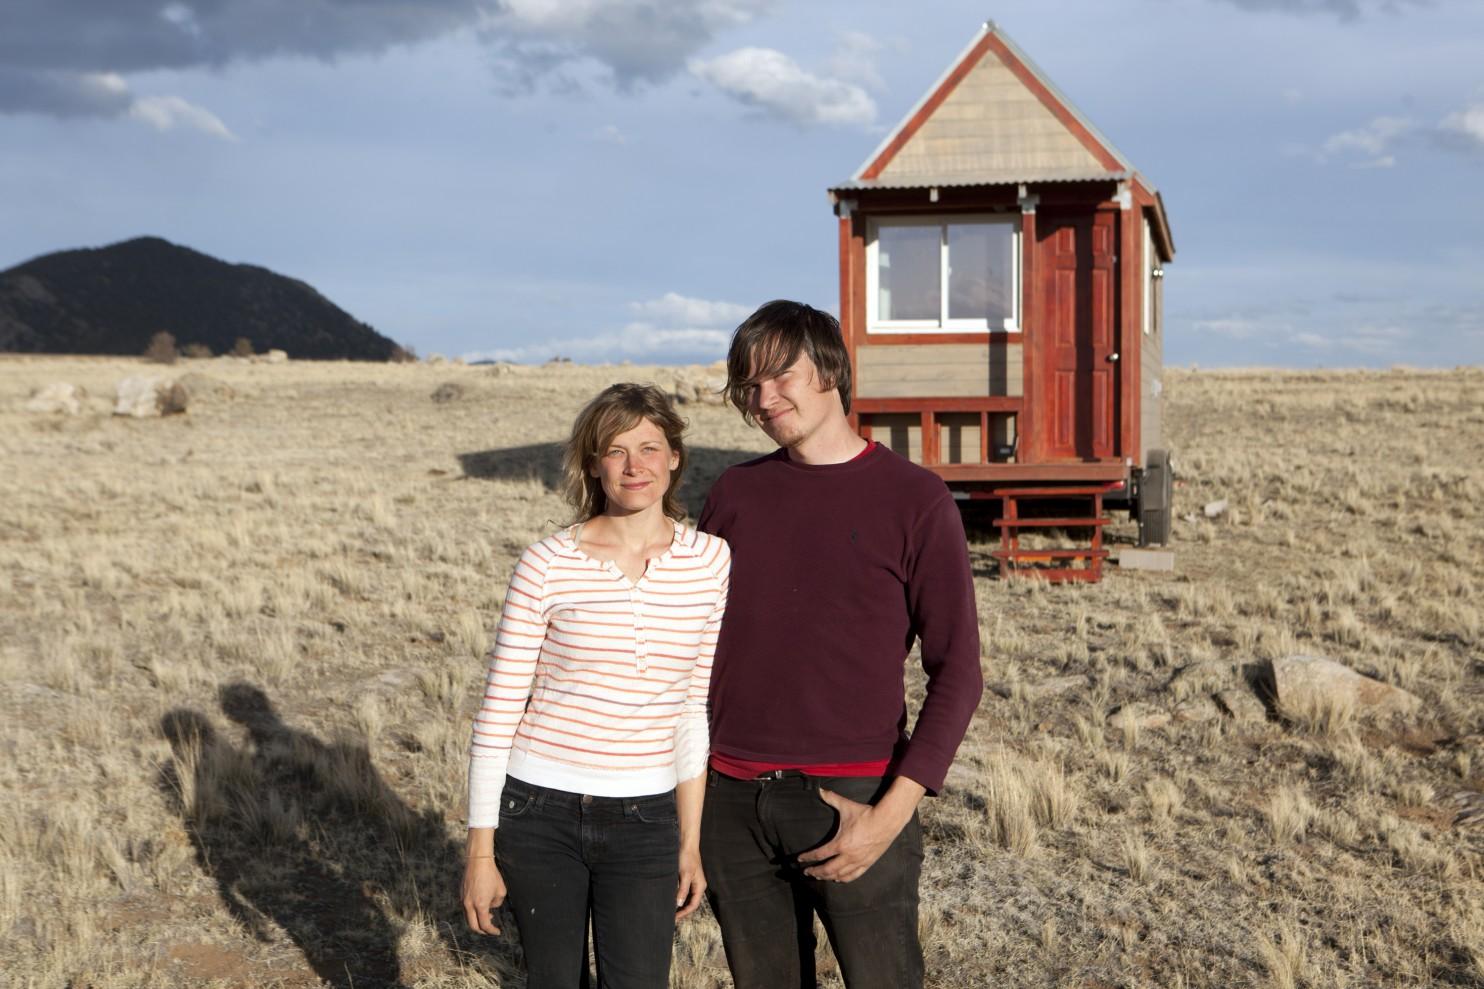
left=1, top=0, right=1480, bottom=367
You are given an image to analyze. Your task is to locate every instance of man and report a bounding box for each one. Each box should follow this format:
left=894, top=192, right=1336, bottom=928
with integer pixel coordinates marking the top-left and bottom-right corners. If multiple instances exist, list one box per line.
left=697, top=300, right=983, bottom=989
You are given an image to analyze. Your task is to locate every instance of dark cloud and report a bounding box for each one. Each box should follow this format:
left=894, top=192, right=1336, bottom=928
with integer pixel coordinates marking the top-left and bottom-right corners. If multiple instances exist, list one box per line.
left=0, top=0, right=773, bottom=120
left=1212, top=0, right=1431, bottom=18
left=0, top=68, right=133, bottom=118
left=0, top=0, right=482, bottom=76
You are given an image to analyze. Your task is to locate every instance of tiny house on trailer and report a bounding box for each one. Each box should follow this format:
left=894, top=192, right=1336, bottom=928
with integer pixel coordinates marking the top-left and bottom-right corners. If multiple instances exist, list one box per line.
left=829, top=21, right=1176, bottom=578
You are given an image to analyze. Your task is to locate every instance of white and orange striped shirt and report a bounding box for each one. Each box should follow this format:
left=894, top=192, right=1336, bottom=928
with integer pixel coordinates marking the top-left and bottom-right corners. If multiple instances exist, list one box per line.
left=467, top=521, right=730, bottom=828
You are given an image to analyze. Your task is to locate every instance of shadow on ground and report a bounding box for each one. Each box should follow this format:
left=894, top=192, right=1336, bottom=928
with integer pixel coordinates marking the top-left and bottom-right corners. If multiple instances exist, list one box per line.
left=158, top=683, right=520, bottom=989
left=458, top=443, right=767, bottom=519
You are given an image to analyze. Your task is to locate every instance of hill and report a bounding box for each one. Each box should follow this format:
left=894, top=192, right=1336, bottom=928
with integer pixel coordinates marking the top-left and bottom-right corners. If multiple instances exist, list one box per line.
left=0, top=236, right=404, bottom=360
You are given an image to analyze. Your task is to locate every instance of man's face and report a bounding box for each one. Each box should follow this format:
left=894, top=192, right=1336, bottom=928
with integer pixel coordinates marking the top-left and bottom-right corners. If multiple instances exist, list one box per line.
left=746, top=351, right=838, bottom=449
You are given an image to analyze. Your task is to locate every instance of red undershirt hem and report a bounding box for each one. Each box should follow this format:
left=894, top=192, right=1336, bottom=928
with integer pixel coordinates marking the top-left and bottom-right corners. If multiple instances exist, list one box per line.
left=708, top=752, right=892, bottom=780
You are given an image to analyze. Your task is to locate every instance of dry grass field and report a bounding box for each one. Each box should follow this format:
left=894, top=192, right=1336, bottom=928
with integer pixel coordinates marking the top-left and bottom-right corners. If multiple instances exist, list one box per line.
left=1, top=355, right=1481, bottom=988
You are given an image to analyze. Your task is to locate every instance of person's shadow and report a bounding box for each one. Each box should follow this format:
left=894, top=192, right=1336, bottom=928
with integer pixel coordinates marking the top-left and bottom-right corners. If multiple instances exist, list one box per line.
left=158, top=683, right=521, bottom=988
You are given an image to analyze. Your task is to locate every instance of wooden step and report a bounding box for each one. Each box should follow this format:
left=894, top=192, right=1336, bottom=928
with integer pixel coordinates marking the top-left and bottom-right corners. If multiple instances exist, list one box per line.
left=990, top=484, right=1121, bottom=497
left=991, top=548, right=1110, bottom=560
left=993, top=517, right=1109, bottom=528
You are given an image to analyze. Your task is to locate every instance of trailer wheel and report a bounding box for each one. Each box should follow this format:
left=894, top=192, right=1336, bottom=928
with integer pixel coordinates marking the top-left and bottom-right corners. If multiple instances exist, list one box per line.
left=1138, top=449, right=1173, bottom=547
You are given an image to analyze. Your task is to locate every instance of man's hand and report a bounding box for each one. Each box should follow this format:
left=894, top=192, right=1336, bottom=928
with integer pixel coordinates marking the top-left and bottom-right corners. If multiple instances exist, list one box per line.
left=676, top=845, right=707, bottom=919
left=797, top=778, right=926, bottom=883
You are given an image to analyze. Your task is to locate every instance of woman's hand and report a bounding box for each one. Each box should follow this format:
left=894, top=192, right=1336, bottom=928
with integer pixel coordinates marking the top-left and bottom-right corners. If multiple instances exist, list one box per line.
left=676, top=844, right=706, bottom=919
left=461, top=856, right=507, bottom=935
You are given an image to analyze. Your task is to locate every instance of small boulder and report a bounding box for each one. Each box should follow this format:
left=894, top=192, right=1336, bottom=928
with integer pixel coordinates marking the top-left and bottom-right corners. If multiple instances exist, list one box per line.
left=25, top=382, right=86, bottom=415
left=1108, top=703, right=1171, bottom=732
left=431, top=382, right=465, bottom=404
left=114, top=376, right=188, bottom=417
left=1203, top=499, right=1229, bottom=519
left=987, top=674, right=1085, bottom=701
left=263, top=349, right=288, bottom=364
left=1173, top=696, right=1222, bottom=723
left=1271, top=654, right=1420, bottom=720
left=176, top=373, right=235, bottom=402
left=672, top=375, right=727, bottom=406
left=1215, top=688, right=1268, bottom=724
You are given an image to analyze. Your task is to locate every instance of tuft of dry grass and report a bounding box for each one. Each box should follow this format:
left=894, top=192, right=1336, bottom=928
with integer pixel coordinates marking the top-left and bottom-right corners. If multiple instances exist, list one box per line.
left=1265, top=785, right=1316, bottom=844
left=1257, top=919, right=1315, bottom=989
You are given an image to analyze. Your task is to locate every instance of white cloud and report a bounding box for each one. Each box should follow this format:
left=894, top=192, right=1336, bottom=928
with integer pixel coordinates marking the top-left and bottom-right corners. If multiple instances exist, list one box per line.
left=1320, top=114, right=1413, bottom=167
left=465, top=323, right=730, bottom=364
left=1290, top=324, right=1410, bottom=355
left=129, top=95, right=237, bottom=140
left=1192, top=317, right=1276, bottom=339
left=826, top=31, right=886, bottom=92
left=629, top=292, right=751, bottom=327
left=592, top=123, right=628, bottom=144
left=1440, top=103, right=1484, bottom=150
left=483, top=0, right=774, bottom=90
left=465, top=291, right=751, bottom=363
left=689, top=47, right=877, bottom=127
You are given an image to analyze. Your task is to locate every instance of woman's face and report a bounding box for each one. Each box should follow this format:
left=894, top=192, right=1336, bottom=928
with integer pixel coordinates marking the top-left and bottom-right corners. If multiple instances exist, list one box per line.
left=589, top=417, right=679, bottom=516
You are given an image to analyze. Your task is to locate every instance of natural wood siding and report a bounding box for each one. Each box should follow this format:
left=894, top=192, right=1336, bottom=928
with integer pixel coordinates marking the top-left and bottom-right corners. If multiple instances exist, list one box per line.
left=876, top=45, right=1104, bottom=184
left=937, top=413, right=981, bottom=464
left=856, top=343, right=1023, bottom=398
left=1140, top=274, right=1163, bottom=460
left=863, top=413, right=922, bottom=463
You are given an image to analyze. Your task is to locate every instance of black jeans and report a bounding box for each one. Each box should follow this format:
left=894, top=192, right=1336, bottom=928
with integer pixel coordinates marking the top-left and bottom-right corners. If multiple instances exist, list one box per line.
left=700, top=770, right=924, bottom=989
left=495, top=777, right=680, bottom=989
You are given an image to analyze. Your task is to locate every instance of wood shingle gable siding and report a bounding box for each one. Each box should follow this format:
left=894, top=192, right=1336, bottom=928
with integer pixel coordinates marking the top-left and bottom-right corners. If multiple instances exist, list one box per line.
left=876, top=45, right=1105, bottom=182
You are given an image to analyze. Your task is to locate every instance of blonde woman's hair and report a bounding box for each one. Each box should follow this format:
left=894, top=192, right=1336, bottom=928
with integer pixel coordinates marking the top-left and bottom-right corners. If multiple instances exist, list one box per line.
left=562, top=383, right=688, bottom=523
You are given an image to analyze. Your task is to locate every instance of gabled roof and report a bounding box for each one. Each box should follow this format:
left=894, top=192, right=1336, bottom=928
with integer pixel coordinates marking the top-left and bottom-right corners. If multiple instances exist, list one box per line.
left=832, top=21, right=1173, bottom=258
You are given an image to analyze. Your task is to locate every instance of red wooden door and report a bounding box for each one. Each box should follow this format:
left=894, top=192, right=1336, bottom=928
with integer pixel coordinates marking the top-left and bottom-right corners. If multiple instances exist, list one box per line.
left=1036, top=211, right=1117, bottom=461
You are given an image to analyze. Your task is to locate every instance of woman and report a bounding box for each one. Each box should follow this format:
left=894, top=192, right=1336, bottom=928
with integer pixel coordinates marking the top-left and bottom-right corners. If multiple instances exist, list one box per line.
left=461, top=383, right=729, bottom=988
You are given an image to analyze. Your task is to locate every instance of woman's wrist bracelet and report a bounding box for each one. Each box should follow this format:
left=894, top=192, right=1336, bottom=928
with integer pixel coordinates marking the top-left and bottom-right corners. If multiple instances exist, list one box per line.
left=467, top=853, right=494, bottom=860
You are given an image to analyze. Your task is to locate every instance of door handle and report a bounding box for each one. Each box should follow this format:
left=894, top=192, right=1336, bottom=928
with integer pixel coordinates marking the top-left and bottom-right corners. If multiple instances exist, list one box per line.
left=1107, top=352, right=1120, bottom=362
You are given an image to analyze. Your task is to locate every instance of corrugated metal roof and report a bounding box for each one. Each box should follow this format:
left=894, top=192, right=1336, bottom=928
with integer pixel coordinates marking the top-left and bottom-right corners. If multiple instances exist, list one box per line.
left=830, top=170, right=1129, bottom=193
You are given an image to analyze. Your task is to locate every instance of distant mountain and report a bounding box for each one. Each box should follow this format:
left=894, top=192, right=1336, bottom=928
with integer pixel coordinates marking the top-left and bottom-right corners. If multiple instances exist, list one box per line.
left=0, top=237, right=404, bottom=360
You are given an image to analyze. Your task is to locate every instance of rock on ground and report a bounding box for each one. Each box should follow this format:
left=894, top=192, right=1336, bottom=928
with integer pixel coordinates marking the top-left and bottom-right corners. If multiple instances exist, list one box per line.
left=672, top=374, right=727, bottom=406
left=987, top=674, right=1086, bottom=701
left=24, top=382, right=86, bottom=415
left=431, top=382, right=465, bottom=404
left=177, top=373, right=236, bottom=402
left=1215, top=688, right=1268, bottom=724
left=1271, top=653, right=1421, bottom=719
left=263, top=349, right=288, bottom=364
left=1174, top=697, right=1223, bottom=722
left=114, top=376, right=188, bottom=417
left=1108, top=702, right=1171, bottom=732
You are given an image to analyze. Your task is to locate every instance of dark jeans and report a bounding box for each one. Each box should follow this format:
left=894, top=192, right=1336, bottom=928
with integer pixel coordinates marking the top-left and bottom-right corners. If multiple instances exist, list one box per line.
left=495, top=777, right=680, bottom=989
left=700, top=770, right=924, bottom=989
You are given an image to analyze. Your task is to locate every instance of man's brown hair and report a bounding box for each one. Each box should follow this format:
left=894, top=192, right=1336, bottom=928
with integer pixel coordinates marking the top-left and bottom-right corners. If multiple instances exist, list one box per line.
left=561, top=383, right=688, bottom=523
left=725, top=300, right=852, bottom=423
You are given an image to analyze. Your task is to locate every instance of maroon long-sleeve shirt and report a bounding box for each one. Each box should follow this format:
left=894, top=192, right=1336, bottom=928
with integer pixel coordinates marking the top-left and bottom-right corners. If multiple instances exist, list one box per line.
left=697, top=444, right=983, bottom=794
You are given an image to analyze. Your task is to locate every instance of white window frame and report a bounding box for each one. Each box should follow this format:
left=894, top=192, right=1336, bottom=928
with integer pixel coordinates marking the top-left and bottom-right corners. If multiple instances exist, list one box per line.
left=866, top=214, right=1022, bottom=334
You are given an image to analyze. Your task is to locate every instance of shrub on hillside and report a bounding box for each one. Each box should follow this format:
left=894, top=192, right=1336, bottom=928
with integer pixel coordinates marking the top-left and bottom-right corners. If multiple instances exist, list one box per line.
left=231, top=337, right=255, bottom=358
left=388, top=344, right=418, bottom=363
left=182, top=342, right=213, bottom=359
left=144, top=331, right=179, bottom=364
